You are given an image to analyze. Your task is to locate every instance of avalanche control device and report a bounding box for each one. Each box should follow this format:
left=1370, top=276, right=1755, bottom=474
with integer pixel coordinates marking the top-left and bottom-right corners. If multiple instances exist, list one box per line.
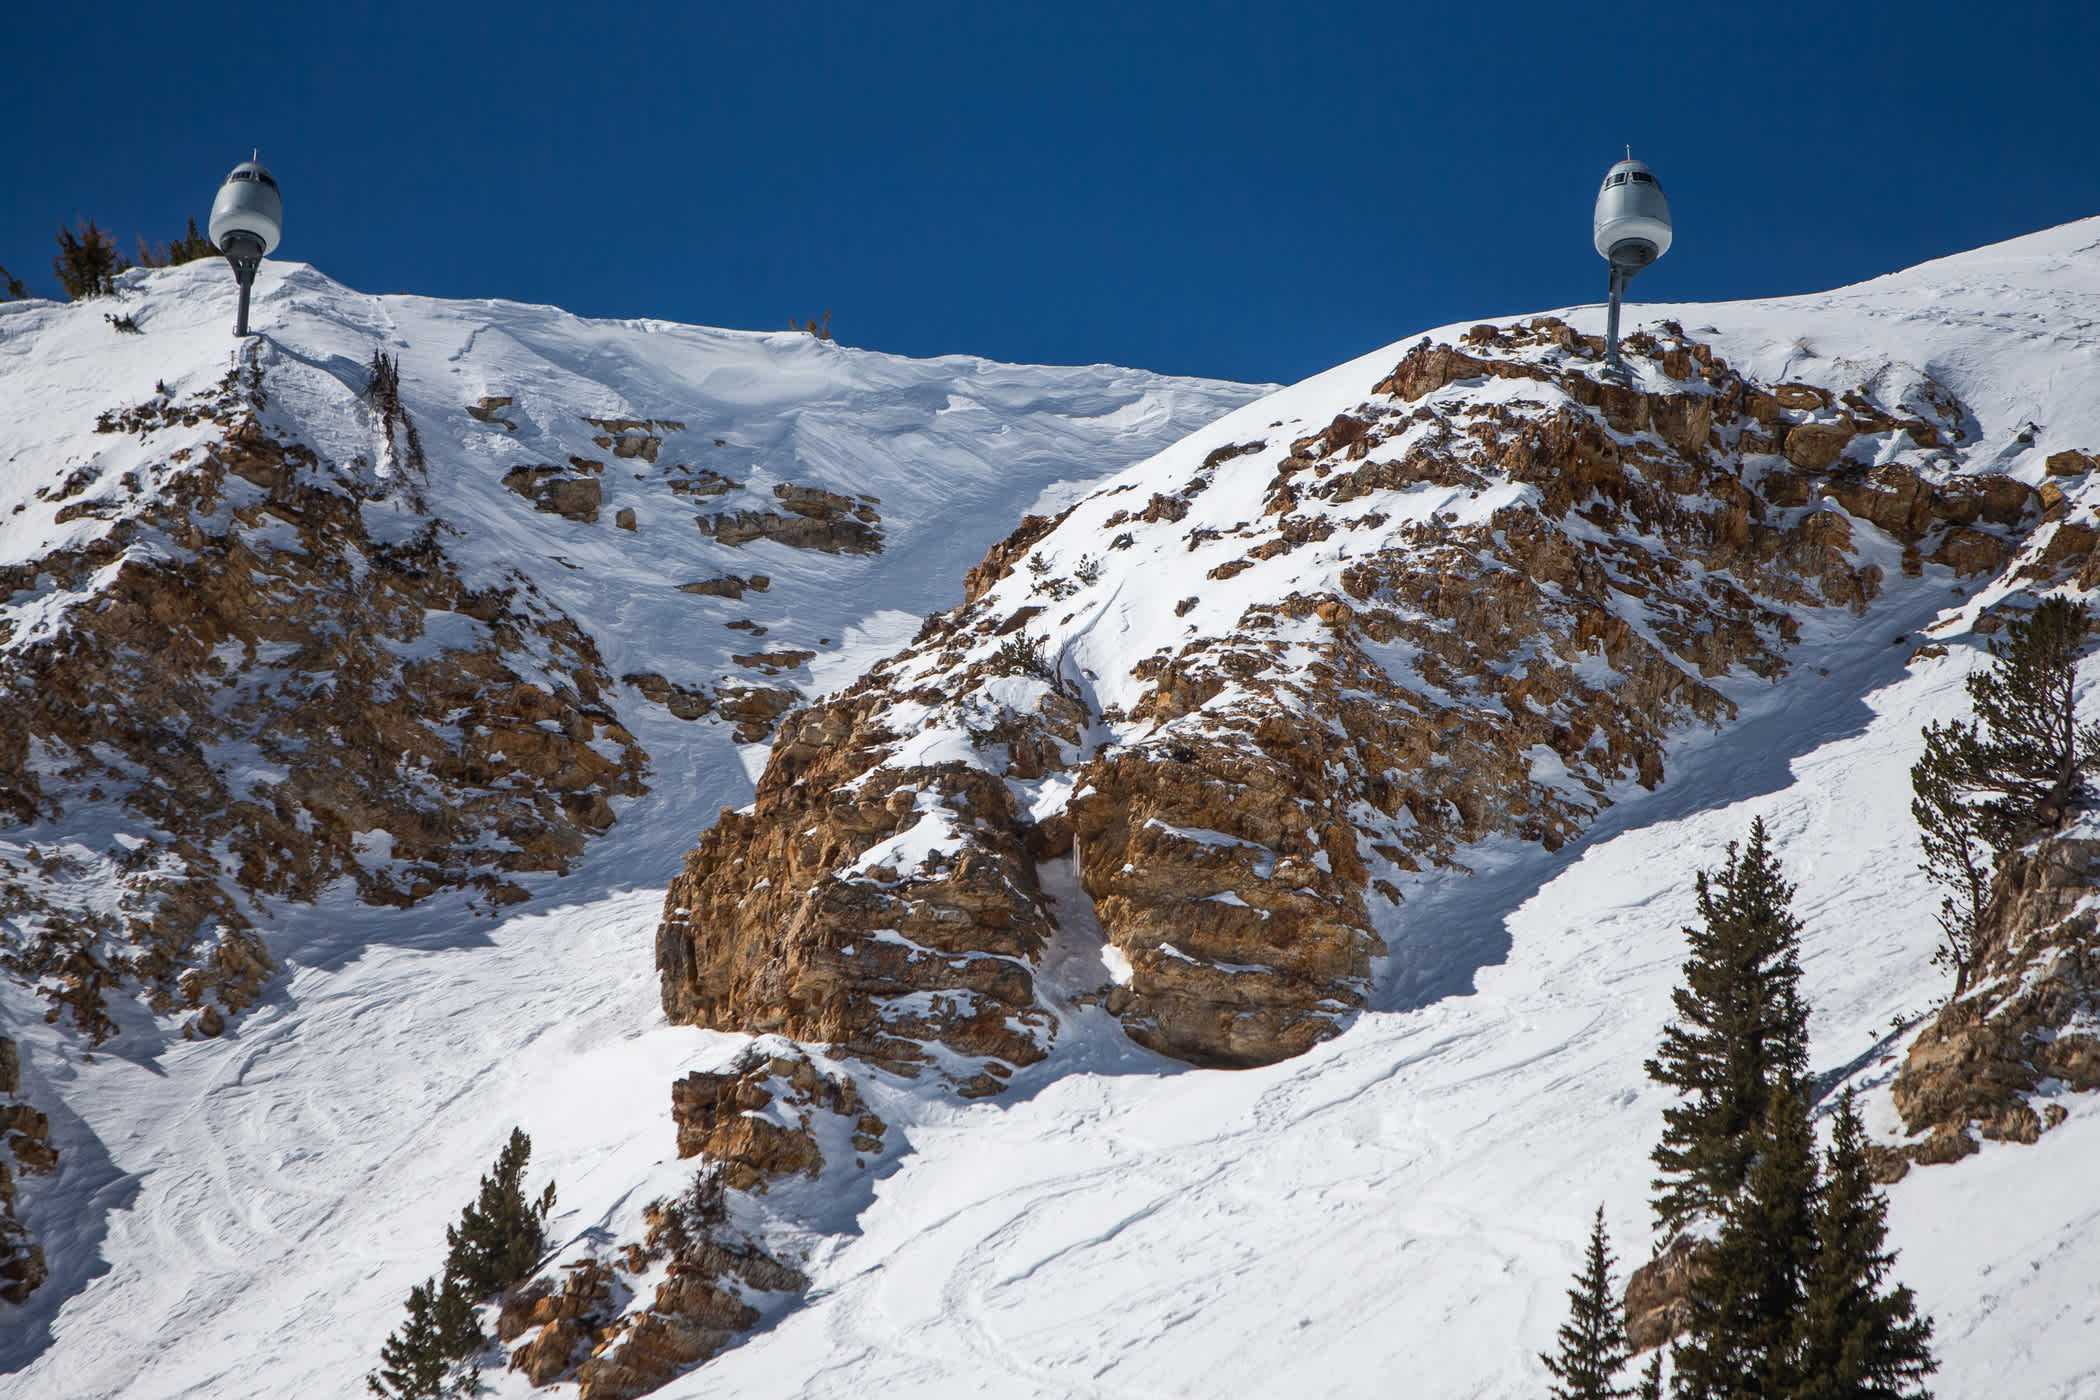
left=1592, top=155, right=1672, bottom=372
left=209, top=156, right=284, bottom=337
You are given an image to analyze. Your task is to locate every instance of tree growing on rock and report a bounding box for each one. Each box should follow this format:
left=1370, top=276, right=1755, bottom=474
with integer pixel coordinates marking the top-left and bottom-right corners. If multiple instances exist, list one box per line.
left=1645, top=819, right=1810, bottom=1232
left=53, top=219, right=129, bottom=299
left=1912, top=595, right=2099, bottom=994
left=1795, top=1092, right=1936, bottom=1399
left=1540, top=1205, right=1633, bottom=1399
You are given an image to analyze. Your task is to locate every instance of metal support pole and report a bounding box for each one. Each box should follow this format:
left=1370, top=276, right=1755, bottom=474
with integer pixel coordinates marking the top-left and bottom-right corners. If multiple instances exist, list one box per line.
left=222, top=231, right=265, bottom=337
left=1604, top=261, right=1630, bottom=370
left=233, top=264, right=255, bottom=337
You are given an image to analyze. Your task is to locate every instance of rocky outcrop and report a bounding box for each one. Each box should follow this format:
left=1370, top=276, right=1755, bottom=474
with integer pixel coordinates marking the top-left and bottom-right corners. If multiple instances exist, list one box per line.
left=670, top=1044, right=887, bottom=1187
left=1879, top=834, right=2100, bottom=1178
left=1622, top=1232, right=1711, bottom=1352
left=504, top=462, right=605, bottom=522
left=505, top=1045, right=855, bottom=1396
left=584, top=417, right=685, bottom=463
left=0, top=1035, right=52, bottom=1304
left=658, top=318, right=2024, bottom=1080
left=695, top=484, right=883, bottom=555
left=657, top=690, right=1061, bottom=1091
left=0, top=364, right=647, bottom=1040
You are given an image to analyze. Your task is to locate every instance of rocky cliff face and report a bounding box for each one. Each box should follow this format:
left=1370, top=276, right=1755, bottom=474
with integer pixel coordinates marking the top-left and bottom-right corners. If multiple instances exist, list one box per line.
left=0, top=356, right=647, bottom=1043
left=658, top=318, right=2031, bottom=1082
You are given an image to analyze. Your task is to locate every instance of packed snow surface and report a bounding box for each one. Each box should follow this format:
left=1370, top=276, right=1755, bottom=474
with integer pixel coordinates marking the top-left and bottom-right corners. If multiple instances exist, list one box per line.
left=12, top=220, right=2100, bottom=1397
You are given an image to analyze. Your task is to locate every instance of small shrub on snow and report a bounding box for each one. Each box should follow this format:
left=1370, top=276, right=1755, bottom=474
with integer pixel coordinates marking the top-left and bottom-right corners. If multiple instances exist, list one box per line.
left=986, top=634, right=1049, bottom=679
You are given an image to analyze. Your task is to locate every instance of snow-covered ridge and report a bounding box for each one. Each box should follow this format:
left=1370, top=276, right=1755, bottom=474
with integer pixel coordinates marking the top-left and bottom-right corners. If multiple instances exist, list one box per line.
left=0, top=258, right=1262, bottom=1386
left=9, top=218, right=2100, bottom=1398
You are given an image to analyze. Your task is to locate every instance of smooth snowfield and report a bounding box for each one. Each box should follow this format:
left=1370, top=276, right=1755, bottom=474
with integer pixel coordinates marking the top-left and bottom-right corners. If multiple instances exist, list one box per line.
left=15, top=220, right=2100, bottom=1397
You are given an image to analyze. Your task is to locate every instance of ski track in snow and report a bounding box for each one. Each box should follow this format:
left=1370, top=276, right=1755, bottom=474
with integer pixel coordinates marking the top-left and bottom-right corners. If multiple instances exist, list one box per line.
left=12, top=221, right=2100, bottom=1396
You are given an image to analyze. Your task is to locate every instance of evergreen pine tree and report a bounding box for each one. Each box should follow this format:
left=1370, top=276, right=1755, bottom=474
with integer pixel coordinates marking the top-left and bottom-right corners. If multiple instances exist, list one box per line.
left=367, top=1276, right=481, bottom=1399
left=1795, top=1092, right=1937, bottom=1399
left=0, top=265, right=27, bottom=300
left=52, top=219, right=129, bottom=299
left=1541, top=1206, right=1633, bottom=1399
left=1671, top=1079, right=1818, bottom=1400
left=1645, top=819, right=1811, bottom=1232
left=1963, top=596, right=2095, bottom=830
left=1911, top=595, right=2098, bottom=993
left=1636, top=1352, right=1663, bottom=1400
left=137, top=217, right=218, bottom=268
left=443, top=1127, right=555, bottom=1297
left=1909, top=734, right=1994, bottom=997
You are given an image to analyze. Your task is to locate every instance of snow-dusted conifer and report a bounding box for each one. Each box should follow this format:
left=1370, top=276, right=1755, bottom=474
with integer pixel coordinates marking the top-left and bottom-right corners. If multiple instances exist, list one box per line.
left=1645, top=819, right=1810, bottom=1232
left=1795, top=1092, right=1936, bottom=1399
left=1541, top=1205, right=1632, bottom=1399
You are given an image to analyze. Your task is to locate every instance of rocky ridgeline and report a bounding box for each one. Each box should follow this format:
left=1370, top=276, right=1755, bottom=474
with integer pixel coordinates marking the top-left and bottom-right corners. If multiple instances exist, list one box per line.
left=499, top=1042, right=882, bottom=1398
left=657, top=319, right=2035, bottom=1086
left=0, top=361, right=647, bottom=1044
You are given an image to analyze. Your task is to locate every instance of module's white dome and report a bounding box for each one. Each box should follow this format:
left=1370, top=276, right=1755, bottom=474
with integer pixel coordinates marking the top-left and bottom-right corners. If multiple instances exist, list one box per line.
left=1593, top=157, right=1671, bottom=262
left=208, top=160, right=283, bottom=256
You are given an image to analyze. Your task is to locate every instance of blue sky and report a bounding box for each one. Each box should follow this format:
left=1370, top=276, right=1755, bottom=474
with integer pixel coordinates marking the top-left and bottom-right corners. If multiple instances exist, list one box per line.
left=7, top=2, right=2096, bottom=385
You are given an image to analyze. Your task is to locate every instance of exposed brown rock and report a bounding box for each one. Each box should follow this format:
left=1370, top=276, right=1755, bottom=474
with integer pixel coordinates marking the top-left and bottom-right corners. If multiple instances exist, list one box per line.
left=696, top=508, right=880, bottom=554
left=678, top=575, right=769, bottom=600
left=0, top=1035, right=51, bottom=1302
left=670, top=1044, right=880, bottom=1190
left=1886, top=835, right=2100, bottom=1169
left=2, top=369, right=647, bottom=1042
left=1782, top=421, right=1855, bottom=470
left=504, top=466, right=603, bottom=522
left=656, top=693, right=1059, bottom=1082
left=654, top=323, right=2016, bottom=1079
left=1624, top=1233, right=1711, bottom=1352
left=465, top=396, right=518, bottom=430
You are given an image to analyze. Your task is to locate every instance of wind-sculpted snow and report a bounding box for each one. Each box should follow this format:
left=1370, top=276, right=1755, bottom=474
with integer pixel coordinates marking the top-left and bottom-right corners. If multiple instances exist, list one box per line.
left=13, top=219, right=2100, bottom=1398
left=0, top=257, right=1260, bottom=1361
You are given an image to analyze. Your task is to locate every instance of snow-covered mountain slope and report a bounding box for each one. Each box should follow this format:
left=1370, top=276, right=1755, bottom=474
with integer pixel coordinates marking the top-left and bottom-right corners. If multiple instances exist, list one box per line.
left=12, top=217, right=2100, bottom=1400
left=628, top=218, right=2100, bottom=1397
left=0, top=260, right=1263, bottom=1390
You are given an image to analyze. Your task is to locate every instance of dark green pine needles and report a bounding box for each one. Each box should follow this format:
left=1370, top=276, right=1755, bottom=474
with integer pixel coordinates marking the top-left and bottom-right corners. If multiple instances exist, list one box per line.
left=1644, top=818, right=1811, bottom=1234
left=1671, top=1079, right=1818, bottom=1400
left=369, top=1127, right=556, bottom=1399
left=1541, top=1206, right=1633, bottom=1399
left=1796, top=1093, right=1937, bottom=1400
left=1672, top=1087, right=1935, bottom=1399
left=444, top=1126, right=557, bottom=1297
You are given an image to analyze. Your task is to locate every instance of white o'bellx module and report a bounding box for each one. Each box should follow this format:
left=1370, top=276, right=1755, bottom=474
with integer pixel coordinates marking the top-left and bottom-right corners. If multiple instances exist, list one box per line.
left=1592, top=152, right=1671, bottom=372
left=208, top=154, right=284, bottom=337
